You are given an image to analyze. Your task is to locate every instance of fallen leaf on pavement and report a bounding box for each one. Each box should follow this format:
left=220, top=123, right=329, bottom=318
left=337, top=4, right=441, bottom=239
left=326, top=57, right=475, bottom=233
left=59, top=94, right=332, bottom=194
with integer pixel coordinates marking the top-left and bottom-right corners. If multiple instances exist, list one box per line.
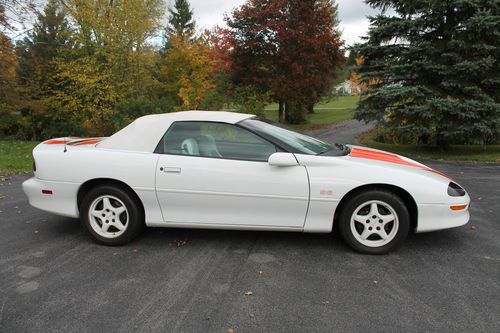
left=321, top=300, right=330, bottom=305
left=173, top=239, right=188, bottom=247
left=470, top=225, right=476, bottom=230
left=227, top=328, right=234, bottom=333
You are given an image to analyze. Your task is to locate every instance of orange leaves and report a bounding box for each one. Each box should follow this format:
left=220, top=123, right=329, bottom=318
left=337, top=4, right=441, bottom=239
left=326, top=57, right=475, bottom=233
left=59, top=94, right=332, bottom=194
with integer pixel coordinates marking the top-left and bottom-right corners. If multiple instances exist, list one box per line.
left=160, top=35, right=218, bottom=110
left=349, top=56, right=381, bottom=96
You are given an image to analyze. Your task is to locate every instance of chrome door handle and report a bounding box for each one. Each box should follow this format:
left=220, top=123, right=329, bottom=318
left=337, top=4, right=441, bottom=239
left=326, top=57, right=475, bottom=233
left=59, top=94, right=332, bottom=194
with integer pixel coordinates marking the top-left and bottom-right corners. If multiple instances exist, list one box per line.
left=162, top=167, right=181, bottom=173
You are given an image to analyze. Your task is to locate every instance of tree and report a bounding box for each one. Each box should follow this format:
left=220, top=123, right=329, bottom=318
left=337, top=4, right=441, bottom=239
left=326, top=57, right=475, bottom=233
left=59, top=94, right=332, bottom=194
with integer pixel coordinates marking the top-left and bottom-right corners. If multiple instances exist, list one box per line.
left=56, top=0, right=165, bottom=135
left=226, top=0, right=344, bottom=124
left=159, top=0, right=223, bottom=110
left=0, top=1, right=38, bottom=33
left=15, top=0, right=75, bottom=139
left=159, top=35, right=217, bottom=110
left=349, top=56, right=381, bottom=96
left=166, top=0, right=195, bottom=39
left=0, top=30, right=19, bottom=133
left=0, top=3, right=18, bottom=111
left=352, top=0, right=500, bottom=145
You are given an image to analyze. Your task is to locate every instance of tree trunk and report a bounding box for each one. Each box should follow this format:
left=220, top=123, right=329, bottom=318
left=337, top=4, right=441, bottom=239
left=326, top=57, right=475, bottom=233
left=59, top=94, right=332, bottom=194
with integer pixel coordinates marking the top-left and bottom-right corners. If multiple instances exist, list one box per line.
left=436, top=128, right=449, bottom=149
left=307, top=100, right=315, bottom=114
left=285, top=101, right=293, bottom=124
left=278, top=101, right=285, bottom=123
left=285, top=100, right=307, bottom=124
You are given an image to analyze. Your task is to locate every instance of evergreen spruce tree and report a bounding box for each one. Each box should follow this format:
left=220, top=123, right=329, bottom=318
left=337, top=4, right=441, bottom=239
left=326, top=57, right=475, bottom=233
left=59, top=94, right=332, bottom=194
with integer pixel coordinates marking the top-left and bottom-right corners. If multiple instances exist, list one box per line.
left=15, top=0, right=74, bottom=139
left=16, top=0, right=73, bottom=97
left=166, top=0, right=195, bottom=39
left=353, top=0, right=499, bottom=145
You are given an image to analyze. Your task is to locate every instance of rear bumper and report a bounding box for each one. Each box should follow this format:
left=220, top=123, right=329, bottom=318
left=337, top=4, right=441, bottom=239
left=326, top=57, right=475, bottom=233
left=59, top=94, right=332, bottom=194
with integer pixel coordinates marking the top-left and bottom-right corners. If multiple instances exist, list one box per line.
left=416, top=202, right=470, bottom=233
left=22, top=177, right=80, bottom=218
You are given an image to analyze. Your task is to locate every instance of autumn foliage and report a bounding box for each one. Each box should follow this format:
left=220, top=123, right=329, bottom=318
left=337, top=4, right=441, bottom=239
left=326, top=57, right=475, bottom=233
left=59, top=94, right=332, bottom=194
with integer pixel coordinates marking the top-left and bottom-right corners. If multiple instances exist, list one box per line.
left=1, top=0, right=346, bottom=138
left=226, top=0, right=344, bottom=123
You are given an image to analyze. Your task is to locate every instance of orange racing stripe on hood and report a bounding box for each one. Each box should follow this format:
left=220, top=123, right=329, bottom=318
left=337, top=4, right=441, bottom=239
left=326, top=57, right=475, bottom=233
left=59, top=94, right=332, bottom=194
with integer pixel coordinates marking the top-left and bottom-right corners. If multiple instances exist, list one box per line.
left=349, top=147, right=450, bottom=179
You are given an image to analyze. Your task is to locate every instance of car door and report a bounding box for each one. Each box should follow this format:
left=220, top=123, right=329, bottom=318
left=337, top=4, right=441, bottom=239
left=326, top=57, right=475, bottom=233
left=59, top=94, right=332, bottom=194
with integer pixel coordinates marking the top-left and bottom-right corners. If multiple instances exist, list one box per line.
left=155, top=121, right=309, bottom=228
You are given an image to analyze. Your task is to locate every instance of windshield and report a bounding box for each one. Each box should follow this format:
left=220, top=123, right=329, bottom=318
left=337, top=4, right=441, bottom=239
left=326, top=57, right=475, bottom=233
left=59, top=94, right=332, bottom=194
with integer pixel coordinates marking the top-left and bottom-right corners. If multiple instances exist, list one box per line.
left=239, top=118, right=344, bottom=155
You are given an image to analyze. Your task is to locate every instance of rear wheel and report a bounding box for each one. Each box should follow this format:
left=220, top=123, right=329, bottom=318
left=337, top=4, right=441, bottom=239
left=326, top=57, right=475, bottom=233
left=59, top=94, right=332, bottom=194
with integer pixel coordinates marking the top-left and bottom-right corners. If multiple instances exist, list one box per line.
left=81, top=185, right=144, bottom=245
left=338, top=190, right=410, bottom=254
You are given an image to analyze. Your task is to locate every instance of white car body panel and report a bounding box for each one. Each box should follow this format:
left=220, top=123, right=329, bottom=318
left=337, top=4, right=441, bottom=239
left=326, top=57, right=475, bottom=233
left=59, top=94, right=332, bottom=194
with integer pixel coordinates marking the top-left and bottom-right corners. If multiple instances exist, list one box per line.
left=22, top=111, right=470, bottom=235
left=156, top=154, right=309, bottom=228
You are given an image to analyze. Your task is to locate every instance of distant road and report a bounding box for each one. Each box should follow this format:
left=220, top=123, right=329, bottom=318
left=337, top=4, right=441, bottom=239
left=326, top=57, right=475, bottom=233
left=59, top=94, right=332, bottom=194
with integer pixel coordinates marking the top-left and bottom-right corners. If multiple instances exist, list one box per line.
left=305, top=119, right=375, bottom=144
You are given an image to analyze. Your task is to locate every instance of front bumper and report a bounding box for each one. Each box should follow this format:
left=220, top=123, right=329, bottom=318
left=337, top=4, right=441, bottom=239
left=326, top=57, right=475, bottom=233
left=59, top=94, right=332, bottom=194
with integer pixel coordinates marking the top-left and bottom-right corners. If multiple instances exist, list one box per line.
left=416, top=202, right=470, bottom=233
left=22, top=177, right=80, bottom=218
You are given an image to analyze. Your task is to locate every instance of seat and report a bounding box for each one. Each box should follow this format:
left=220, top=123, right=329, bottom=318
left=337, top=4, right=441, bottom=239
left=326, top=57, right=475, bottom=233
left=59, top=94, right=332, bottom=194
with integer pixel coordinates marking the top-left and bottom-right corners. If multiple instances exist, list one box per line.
left=181, top=138, right=200, bottom=155
left=197, top=134, right=222, bottom=157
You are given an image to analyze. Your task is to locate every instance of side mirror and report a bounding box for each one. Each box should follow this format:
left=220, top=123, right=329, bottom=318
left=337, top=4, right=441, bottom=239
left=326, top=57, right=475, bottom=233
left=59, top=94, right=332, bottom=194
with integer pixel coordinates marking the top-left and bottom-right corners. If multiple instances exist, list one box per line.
left=268, top=152, right=298, bottom=167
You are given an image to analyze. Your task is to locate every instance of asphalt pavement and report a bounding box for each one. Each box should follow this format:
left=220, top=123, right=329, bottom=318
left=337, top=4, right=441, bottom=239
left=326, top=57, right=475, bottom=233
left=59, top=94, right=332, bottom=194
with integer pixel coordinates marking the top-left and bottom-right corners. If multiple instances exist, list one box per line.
left=0, top=158, right=499, bottom=332
left=305, top=119, right=375, bottom=144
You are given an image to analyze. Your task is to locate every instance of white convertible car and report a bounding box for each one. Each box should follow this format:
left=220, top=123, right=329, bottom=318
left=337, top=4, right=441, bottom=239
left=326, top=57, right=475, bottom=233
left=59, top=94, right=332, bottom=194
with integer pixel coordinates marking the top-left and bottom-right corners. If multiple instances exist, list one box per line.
left=23, top=111, right=470, bottom=254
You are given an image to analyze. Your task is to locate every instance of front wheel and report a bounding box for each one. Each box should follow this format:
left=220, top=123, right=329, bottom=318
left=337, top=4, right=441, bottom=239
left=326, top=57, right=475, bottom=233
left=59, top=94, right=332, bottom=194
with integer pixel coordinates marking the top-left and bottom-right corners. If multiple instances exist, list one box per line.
left=81, top=185, right=144, bottom=246
left=338, top=190, right=410, bottom=254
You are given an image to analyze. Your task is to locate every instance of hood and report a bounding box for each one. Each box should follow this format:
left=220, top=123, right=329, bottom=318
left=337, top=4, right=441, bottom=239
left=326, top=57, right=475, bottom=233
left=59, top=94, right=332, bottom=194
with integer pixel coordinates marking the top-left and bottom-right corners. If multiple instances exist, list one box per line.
left=347, top=145, right=451, bottom=180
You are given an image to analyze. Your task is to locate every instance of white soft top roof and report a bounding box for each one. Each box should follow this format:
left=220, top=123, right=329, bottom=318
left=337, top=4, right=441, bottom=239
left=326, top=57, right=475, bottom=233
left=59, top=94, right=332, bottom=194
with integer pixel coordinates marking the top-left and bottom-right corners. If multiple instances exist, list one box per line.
left=98, top=111, right=254, bottom=152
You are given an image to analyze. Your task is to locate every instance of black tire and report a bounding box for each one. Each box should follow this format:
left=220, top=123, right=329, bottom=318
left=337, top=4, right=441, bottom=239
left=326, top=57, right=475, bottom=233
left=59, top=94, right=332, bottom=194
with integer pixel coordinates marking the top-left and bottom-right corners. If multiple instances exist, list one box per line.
left=338, top=189, right=410, bottom=254
left=81, top=184, right=144, bottom=246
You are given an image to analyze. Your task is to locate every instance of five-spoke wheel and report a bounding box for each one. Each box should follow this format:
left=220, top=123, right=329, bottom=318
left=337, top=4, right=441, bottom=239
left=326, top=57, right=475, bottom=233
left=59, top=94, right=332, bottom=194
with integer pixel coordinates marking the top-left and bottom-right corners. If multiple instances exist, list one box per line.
left=339, top=190, right=409, bottom=254
left=81, top=184, right=144, bottom=245
left=88, top=195, right=129, bottom=239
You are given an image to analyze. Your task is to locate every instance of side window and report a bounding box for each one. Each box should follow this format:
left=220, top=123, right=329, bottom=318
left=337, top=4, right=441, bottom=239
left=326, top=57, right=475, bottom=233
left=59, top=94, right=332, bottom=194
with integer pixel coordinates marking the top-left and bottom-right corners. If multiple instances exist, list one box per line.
left=159, top=121, right=277, bottom=162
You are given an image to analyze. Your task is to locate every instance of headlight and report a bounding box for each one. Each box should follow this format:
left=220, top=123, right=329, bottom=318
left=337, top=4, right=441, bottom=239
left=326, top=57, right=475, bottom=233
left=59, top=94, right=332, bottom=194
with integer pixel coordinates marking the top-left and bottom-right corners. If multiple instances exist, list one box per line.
left=448, top=182, right=466, bottom=197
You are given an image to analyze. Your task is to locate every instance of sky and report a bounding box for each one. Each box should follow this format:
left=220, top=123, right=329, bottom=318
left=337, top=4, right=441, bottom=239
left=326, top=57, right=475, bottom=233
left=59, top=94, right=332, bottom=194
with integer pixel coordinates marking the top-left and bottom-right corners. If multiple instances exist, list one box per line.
left=184, top=0, right=382, bottom=47
left=6, top=0, right=383, bottom=47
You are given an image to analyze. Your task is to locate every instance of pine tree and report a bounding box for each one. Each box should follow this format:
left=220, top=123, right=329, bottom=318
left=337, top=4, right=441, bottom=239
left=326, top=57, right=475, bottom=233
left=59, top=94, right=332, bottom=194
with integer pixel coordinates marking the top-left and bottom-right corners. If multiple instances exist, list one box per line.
left=14, top=0, right=75, bottom=139
left=166, top=0, right=195, bottom=39
left=16, top=0, right=74, bottom=96
left=353, top=0, right=500, bottom=145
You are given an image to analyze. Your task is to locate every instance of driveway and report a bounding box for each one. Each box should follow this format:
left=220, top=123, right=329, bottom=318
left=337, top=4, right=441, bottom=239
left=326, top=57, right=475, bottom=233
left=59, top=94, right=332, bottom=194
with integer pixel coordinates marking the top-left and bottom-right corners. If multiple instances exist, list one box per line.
left=305, top=119, right=375, bottom=144
left=1, top=157, right=499, bottom=332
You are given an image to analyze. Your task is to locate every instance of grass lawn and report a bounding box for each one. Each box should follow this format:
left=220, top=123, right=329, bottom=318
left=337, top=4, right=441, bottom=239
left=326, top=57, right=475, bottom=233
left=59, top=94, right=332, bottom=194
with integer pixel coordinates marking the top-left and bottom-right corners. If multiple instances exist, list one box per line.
left=263, top=96, right=359, bottom=129
left=359, top=130, right=500, bottom=162
left=0, top=141, right=39, bottom=175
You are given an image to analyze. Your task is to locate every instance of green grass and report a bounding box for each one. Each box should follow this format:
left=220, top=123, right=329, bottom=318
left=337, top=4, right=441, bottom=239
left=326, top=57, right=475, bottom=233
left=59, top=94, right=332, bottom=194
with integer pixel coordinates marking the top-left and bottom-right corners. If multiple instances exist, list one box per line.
left=0, top=141, right=39, bottom=175
left=359, top=130, right=500, bottom=162
left=263, top=96, right=359, bottom=129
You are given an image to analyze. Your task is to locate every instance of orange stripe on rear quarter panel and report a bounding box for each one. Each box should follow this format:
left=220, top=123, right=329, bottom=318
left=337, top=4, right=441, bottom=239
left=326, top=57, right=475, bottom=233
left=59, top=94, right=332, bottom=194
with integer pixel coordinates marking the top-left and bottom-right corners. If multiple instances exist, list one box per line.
left=71, top=139, right=102, bottom=146
left=42, top=137, right=81, bottom=144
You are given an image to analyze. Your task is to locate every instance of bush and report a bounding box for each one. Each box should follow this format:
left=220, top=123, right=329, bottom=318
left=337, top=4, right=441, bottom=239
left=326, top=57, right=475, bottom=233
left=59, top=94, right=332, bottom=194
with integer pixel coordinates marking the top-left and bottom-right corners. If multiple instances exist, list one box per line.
left=232, top=87, right=269, bottom=117
left=114, top=96, right=176, bottom=131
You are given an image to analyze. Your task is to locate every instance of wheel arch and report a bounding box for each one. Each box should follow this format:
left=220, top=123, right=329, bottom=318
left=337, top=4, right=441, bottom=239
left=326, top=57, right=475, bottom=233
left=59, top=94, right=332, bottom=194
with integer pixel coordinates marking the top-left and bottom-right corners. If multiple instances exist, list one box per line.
left=333, top=183, right=418, bottom=232
left=77, top=178, right=145, bottom=216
